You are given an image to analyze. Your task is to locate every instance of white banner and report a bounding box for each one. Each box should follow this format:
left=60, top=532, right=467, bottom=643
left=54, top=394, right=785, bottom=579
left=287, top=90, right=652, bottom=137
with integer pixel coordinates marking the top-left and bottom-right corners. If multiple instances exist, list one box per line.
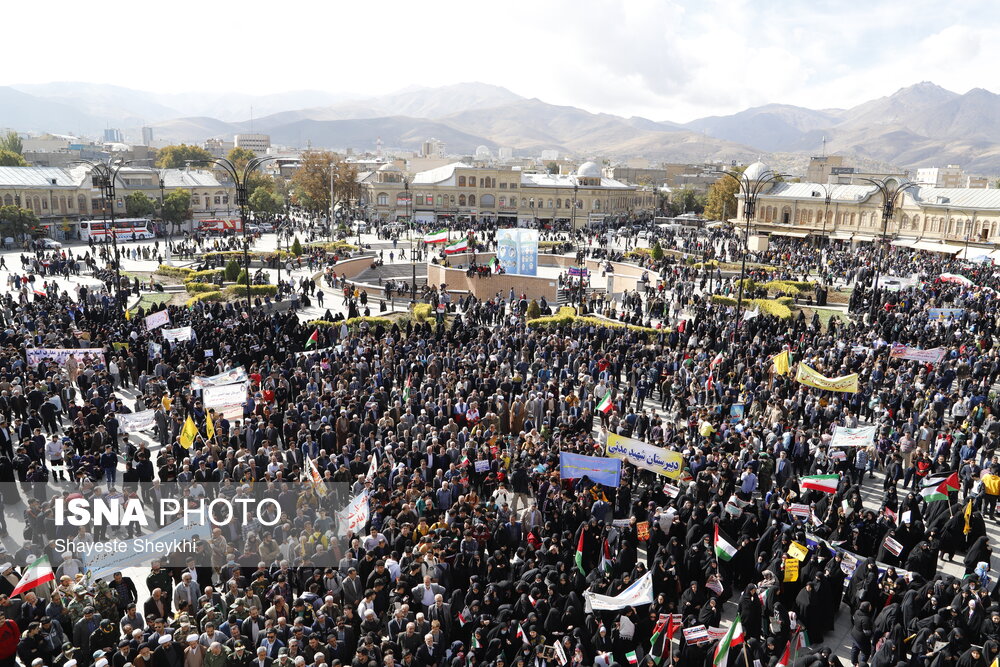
left=337, top=490, right=370, bottom=536
left=605, top=433, right=683, bottom=478
left=26, top=348, right=105, bottom=367
left=144, top=310, right=170, bottom=331
left=203, top=382, right=247, bottom=409
left=84, top=518, right=213, bottom=580
left=161, top=326, right=194, bottom=342
left=118, top=410, right=157, bottom=433
left=191, top=367, right=248, bottom=390
left=584, top=571, right=654, bottom=611
left=889, top=344, right=947, bottom=364
left=830, top=425, right=877, bottom=448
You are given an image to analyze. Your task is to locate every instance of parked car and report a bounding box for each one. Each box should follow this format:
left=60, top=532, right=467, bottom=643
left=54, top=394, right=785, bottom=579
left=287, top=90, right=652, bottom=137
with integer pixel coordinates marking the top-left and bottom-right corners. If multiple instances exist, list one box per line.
left=36, top=238, right=62, bottom=250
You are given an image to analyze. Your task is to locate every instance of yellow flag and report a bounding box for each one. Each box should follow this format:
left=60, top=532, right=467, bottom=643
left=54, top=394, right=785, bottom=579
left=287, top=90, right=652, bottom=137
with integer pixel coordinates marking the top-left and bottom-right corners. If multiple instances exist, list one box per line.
left=180, top=416, right=198, bottom=449
left=964, top=499, right=973, bottom=535
left=205, top=412, right=215, bottom=441
left=795, top=363, right=859, bottom=393
left=771, top=350, right=790, bottom=375
left=124, top=309, right=132, bottom=321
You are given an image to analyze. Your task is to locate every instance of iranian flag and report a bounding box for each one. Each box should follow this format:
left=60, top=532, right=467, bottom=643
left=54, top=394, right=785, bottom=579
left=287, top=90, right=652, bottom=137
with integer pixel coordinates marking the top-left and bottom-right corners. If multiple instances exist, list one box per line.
left=445, top=238, right=469, bottom=254
left=599, top=539, right=613, bottom=574
left=305, top=329, right=319, bottom=348
left=516, top=622, right=528, bottom=644
left=596, top=392, right=613, bottom=414
left=574, top=530, right=586, bottom=574
left=625, top=651, right=639, bottom=665
left=713, top=615, right=744, bottom=667
left=424, top=229, right=449, bottom=244
left=10, top=555, right=54, bottom=597
left=800, top=474, right=839, bottom=494
left=714, top=523, right=738, bottom=561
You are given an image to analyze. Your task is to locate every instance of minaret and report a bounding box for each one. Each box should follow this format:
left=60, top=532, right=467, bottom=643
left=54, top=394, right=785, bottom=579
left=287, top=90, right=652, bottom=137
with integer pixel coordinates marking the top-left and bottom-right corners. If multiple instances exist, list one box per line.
left=376, top=136, right=383, bottom=158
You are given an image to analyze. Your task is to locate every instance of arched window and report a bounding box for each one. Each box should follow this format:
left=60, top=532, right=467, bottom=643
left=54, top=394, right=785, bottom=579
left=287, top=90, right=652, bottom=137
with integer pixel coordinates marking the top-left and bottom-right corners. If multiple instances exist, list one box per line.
left=458, top=176, right=466, bottom=187
left=468, top=195, right=475, bottom=206
left=2, top=195, right=11, bottom=206
left=480, top=194, right=494, bottom=207
left=911, top=215, right=920, bottom=230
left=499, top=196, right=506, bottom=207
left=521, top=198, right=526, bottom=207
left=547, top=199, right=553, bottom=208
left=849, top=213, right=855, bottom=226
left=593, top=200, right=600, bottom=210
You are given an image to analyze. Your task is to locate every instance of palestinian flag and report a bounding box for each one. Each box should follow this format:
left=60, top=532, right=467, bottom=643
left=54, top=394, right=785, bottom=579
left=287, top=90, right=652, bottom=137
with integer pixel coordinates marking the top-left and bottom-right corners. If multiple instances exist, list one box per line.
left=776, top=641, right=791, bottom=667
left=458, top=607, right=470, bottom=626
left=471, top=635, right=480, bottom=650
left=800, top=474, right=839, bottom=494
left=625, top=651, right=639, bottom=665
left=445, top=238, right=469, bottom=254
left=516, top=622, right=528, bottom=644
left=574, top=530, right=586, bottom=574
left=921, top=472, right=959, bottom=502
left=306, top=329, right=319, bottom=348
left=712, top=615, right=744, bottom=667
left=599, top=539, right=613, bottom=574
left=596, top=392, right=613, bottom=414
left=402, top=375, right=412, bottom=403
left=714, top=524, right=738, bottom=561
left=424, top=229, right=449, bottom=244
left=11, top=555, right=54, bottom=597
left=648, top=617, right=670, bottom=665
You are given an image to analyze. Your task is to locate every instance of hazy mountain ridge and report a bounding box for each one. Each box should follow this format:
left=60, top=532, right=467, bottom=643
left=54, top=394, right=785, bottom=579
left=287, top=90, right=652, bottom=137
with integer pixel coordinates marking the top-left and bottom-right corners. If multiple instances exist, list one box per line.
left=8, top=80, right=1000, bottom=172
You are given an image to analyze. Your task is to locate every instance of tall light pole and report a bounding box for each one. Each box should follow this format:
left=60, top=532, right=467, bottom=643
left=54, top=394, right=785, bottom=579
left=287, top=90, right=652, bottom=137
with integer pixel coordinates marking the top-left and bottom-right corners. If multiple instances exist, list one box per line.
left=73, top=158, right=133, bottom=309
left=191, top=156, right=275, bottom=310
left=815, top=181, right=835, bottom=276
left=404, top=178, right=416, bottom=302
left=858, top=177, right=917, bottom=320
left=717, top=166, right=784, bottom=329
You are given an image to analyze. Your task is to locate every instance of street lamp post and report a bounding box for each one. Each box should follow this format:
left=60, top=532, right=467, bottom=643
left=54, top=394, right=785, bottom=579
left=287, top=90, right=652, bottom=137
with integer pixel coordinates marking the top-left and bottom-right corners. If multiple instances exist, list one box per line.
left=192, top=156, right=275, bottom=312
left=717, top=166, right=784, bottom=331
left=73, top=158, right=134, bottom=309
left=858, top=177, right=917, bottom=320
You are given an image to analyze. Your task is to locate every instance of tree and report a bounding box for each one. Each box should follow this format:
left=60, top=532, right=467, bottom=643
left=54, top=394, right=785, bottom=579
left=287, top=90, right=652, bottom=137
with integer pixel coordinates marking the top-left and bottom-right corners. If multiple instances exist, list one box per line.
left=290, top=151, right=357, bottom=213
left=0, top=205, right=38, bottom=239
left=526, top=299, right=541, bottom=319
left=226, top=147, right=256, bottom=171
left=155, top=144, right=214, bottom=169
left=248, top=187, right=283, bottom=222
left=672, top=187, right=705, bottom=215
left=224, top=259, right=241, bottom=282
left=291, top=236, right=303, bottom=257
left=162, top=189, right=192, bottom=234
left=546, top=162, right=559, bottom=175
left=703, top=173, right=741, bottom=222
left=125, top=192, right=156, bottom=218
left=0, top=150, right=27, bottom=167
left=651, top=241, right=664, bottom=261
left=0, top=131, right=23, bottom=156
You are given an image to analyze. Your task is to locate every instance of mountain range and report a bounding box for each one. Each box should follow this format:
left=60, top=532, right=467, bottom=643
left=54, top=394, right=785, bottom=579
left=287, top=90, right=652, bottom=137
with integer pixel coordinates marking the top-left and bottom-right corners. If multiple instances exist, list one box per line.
left=6, top=80, right=1000, bottom=173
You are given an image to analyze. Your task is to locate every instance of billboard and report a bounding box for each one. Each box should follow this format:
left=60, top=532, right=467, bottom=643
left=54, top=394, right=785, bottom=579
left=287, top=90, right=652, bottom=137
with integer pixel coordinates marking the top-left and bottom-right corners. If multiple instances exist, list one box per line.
left=496, top=228, right=538, bottom=276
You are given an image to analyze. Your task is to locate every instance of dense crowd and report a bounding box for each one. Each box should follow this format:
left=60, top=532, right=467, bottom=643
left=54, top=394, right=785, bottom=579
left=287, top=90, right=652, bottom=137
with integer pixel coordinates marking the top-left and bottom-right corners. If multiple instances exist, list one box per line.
left=0, top=226, right=1000, bottom=667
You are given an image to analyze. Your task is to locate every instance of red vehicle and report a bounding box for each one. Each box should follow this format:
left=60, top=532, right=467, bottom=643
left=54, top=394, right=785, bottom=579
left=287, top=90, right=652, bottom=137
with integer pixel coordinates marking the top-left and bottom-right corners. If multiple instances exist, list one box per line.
left=198, top=218, right=243, bottom=235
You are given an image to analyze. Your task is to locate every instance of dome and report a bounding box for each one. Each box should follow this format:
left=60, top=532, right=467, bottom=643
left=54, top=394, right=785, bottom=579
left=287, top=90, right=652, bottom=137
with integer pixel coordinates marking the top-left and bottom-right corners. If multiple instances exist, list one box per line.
left=741, top=161, right=772, bottom=182
left=377, top=163, right=401, bottom=172
left=576, top=161, right=602, bottom=178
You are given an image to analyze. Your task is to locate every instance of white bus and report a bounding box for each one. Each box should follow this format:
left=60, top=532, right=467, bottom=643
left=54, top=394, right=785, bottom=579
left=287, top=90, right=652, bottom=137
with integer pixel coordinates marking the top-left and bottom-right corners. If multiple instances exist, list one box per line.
left=79, top=219, right=156, bottom=242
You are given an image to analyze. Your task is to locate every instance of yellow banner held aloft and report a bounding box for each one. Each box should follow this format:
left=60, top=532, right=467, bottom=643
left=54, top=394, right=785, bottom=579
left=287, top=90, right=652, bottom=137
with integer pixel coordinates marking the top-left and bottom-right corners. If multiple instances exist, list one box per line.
left=179, top=416, right=198, bottom=449
left=771, top=350, right=790, bottom=375
left=784, top=557, right=799, bottom=582
left=795, top=363, right=859, bottom=394
left=787, top=541, right=808, bottom=561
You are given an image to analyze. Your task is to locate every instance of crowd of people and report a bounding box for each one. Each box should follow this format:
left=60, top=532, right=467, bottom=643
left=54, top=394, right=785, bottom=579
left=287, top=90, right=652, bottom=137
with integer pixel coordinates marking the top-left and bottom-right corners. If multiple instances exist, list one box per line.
left=0, top=223, right=999, bottom=667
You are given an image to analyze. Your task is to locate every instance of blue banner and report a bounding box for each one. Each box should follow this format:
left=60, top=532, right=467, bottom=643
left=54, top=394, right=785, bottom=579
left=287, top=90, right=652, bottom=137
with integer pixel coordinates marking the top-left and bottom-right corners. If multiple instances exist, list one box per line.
left=928, top=307, right=964, bottom=321
left=496, top=228, right=538, bottom=276
left=559, top=452, right=622, bottom=487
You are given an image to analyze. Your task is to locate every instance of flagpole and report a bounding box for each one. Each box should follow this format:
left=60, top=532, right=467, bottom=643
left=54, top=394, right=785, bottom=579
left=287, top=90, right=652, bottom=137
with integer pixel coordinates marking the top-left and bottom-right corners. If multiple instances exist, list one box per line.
left=741, top=642, right=750, bottom=667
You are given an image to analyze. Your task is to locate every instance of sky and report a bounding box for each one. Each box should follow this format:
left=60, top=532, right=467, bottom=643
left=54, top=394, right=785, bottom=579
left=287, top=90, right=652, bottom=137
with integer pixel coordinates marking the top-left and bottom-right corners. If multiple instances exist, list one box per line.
left=5, top=0, right=999, bottom=122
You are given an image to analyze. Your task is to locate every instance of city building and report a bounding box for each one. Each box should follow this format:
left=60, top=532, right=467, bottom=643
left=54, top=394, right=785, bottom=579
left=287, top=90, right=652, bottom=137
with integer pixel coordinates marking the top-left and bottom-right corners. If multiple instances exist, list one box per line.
left=421, top=138, right=445, bottom=158
left=103, top=128, right=123, bottom=143
left=204, top=138, right=235, bottom=157
left=0, top=165, right=235, bottom=240
left=736, top=160, right=1000, bottom=252
left=233, top=134, right=270, bottom=154
left=141, top=126, right=154, bottom=146
left=914, top=164, right=989, bottom=189
left=360, top=161, right=655, bottom=227
left=497, top=147, right=514, bottom=160
left=805, top=155, right=849, bottom=183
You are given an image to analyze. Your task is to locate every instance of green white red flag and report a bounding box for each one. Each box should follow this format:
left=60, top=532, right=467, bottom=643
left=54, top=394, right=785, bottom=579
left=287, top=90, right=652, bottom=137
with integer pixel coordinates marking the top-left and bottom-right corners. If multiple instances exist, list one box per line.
left=11, top=555, right=54, bottom=597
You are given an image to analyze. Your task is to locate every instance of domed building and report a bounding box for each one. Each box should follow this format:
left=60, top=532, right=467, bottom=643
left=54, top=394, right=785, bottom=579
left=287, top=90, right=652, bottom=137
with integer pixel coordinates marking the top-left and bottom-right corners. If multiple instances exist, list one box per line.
left=575, top=161, right=603, bottom=186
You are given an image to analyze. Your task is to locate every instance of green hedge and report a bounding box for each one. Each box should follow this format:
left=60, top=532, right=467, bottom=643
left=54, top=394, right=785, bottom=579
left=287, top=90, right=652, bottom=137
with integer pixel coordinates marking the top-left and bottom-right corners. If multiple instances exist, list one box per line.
left=527, top=307, right=662, bottom=335
left=711, top=295, right=737, bottom=306
left=224, top=284, right=277, bottom=298
left=185, top=281, right=219, bottom=294
left=710, top=294, right=792, bottom=318
left=693, top=260, right=719, bottom=269
left=185, top=291, right=224, bottom=307
left=307, top=241, right=359, bottom=253
left=188, top=268, right=224, bottom=282
left=157, top=265, right=194, bottom=278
